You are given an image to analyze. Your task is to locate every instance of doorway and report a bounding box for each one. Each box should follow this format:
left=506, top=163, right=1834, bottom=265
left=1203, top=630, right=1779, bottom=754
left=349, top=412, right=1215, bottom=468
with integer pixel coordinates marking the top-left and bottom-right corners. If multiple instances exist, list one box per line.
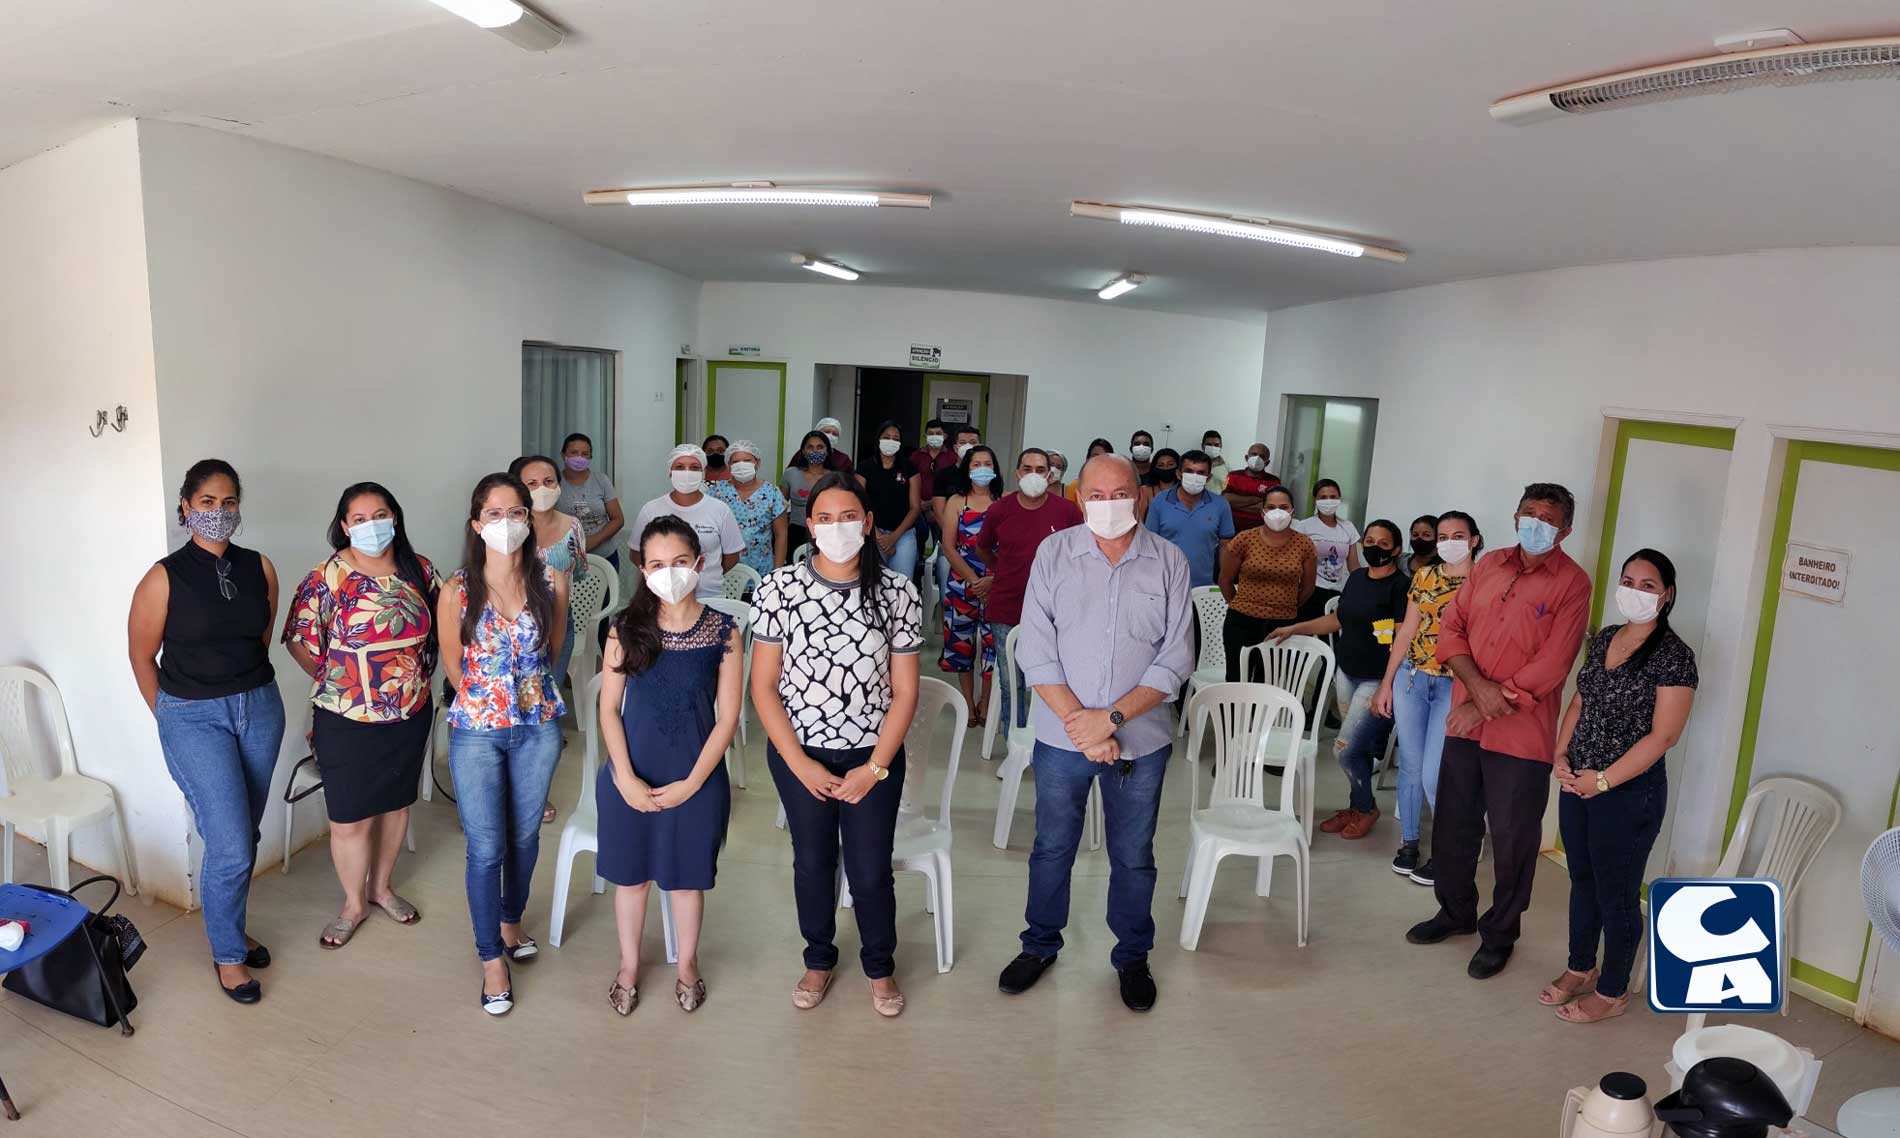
left=522, top=343, right=616, bottom=474
left=1278, top=395, right=1380, bottom=524
left=704, top=360, right=787, bottom=475
left=923, top=373, right=991, bottom=440
left=856, top=368, right=928, bottom=460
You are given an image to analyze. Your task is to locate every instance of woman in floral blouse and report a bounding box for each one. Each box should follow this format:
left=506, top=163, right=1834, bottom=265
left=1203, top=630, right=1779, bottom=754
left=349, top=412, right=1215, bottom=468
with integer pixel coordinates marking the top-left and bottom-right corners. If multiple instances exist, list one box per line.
left=284, top=482, right=439, bottom=949
left=437, top=472, right=569, bottom=1016
left=708, top=439, right=788, bottom=582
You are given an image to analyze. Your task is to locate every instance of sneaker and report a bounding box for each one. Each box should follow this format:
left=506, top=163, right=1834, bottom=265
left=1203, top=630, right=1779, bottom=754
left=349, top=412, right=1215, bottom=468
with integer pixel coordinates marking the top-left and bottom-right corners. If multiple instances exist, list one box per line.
left=1117, top=962, right=1157, bottom=1012
left=1390, top=842, right=1420, bottom=875
left=998, top=952, right=1056, bottom=995
left=1319, top=809, right=1357, bottom=834
left=1408, top=859, right=1436, bottom=887
left=1341, top=807, right=1380, bottom=840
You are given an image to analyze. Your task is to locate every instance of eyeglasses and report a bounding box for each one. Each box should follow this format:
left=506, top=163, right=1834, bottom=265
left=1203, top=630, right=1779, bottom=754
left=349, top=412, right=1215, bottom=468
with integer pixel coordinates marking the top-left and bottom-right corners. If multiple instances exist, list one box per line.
left=214, top=558, right=237, bottom=601
left=478, top=507, right=531, bottom=524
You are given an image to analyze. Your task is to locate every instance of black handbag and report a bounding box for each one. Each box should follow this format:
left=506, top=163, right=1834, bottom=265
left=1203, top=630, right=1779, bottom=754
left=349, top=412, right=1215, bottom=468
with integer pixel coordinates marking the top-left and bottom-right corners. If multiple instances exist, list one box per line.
left=1, top=876, right=142, bottom=1034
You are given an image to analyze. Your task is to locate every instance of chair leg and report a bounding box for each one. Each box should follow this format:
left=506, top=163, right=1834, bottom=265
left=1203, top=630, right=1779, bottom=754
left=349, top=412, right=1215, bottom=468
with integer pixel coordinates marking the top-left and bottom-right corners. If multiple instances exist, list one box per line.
left=548, top=828, right=576, bottom=948
left=775, top=801, right=787, bottom=830
left=1179, top=843, right=1219, bottom=951
left=660, top=889, right=679, bottom=965
left=923, top=867, right=937, bottom=915
left=1296, top=847, right=1310, bottom=948
left=46, top=818, right=72, bottom=892
left=109, top=803, right=138, bottom=895
left=936, top=851, right=955, bottom=974
left=1086, top=781, right=1104, bottom=852
left=992, top=756, right=1024, bottom=850
left=1255, top=854, right=1274, bottom=898
left=592, top=873, right=605, bottom=894
left=281, top=799, right=296, bottom=876
left=728, top=739, right=747, bottom=790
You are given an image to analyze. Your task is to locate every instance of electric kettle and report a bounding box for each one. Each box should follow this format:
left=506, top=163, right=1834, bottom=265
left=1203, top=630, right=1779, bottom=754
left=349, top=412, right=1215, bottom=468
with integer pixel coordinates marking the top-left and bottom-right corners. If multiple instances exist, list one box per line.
left=1561, top=1072, right=1660, bottom=1138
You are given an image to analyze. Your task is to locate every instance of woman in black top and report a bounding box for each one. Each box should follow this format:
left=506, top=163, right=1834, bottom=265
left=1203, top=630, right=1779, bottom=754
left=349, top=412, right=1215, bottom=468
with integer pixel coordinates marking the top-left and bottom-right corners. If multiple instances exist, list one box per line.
left=856, top=419, right=922, bottom=580
left=1543, top=549, right=1697, bottom=1023
left=127, top=459, right=286, bottom=1005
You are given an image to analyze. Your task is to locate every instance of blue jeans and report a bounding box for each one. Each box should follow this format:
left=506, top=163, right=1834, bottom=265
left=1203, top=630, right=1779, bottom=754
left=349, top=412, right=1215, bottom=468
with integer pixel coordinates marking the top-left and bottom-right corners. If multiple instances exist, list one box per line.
left=449, top=721, right=564, bottom=961
left=1335, top=672, right=1394, bottom=813
left=879, top=526, right=918, bottom=580
left=1561, top=765, right=1666, bottom=998
left=1391, top=661, right=1455, bottom=844
left=985, top=621, right=1029, bottom=732
left=154, top=685, right=286, bottom=964
left=1022, top=741, right=1169, bottom=968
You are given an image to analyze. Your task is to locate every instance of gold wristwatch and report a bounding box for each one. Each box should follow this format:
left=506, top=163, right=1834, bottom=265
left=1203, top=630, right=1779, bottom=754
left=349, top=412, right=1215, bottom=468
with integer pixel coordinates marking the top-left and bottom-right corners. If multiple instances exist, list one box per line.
left=1595, top=772, right=1611, bottom=794
left=870, top=762, right=889, bottom=782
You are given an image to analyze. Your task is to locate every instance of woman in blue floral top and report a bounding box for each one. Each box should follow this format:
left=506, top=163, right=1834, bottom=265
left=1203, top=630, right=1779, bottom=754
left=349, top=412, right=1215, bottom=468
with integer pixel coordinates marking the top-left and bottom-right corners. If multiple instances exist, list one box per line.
left=437, top=472, right=569, bottom=1016
left=708, top=438, right=788, bottom=582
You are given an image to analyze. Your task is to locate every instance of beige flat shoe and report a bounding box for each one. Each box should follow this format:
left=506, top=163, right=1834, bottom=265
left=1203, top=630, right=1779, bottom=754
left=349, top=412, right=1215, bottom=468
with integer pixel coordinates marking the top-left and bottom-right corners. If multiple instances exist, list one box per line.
left=608, top=978, right=638, bottom=1016
left=792, top=971, right=834, bottom=1010
left=676, top=978, right=707, bottom=1013
left=872, top=987, right=906, bottom=1018
left=1538, top=967, right=1599, bottom=1006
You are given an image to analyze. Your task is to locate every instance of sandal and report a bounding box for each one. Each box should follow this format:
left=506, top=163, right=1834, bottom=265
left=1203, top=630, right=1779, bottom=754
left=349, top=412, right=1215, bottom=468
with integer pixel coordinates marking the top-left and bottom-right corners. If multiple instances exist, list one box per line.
left=542, top=801, right=556, bottom=826
left=1538, top=967, right=1599, bottom=1006
left=318, top=917, right=359, bottom=949
left=1556, top=991, right=1631, bottom=1024
left=792, top=970, right=834, bottom=1010
left=609, top=978, right=638, bottom=1016
left=373, top=894, right=421, bottom=925
left=676, top=978, right=707, bottom=1013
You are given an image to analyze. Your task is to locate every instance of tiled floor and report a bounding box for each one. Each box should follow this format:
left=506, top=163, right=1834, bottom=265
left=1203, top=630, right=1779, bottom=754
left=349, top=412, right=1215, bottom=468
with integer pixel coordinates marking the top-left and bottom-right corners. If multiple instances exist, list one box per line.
left=5, top=706, right=1896, bottom=1137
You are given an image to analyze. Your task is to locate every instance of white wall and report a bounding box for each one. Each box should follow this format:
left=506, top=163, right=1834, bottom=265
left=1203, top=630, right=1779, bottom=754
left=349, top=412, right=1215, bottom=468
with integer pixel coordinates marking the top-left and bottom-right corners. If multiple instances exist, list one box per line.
left=1256, top=247, right=1900, bottom=876
left=697, top=283, right=1268, bottom=468
left=0, top=123, right=186, bottom=900
left=134, top=120, right=699, bottom=883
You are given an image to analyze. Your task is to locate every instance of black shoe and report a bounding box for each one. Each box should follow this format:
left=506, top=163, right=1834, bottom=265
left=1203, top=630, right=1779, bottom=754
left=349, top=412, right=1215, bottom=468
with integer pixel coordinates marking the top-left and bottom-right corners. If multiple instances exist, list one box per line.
left=1118, top=962, right=1157, bottom=1012
left=244, top=942, right=271, bottom=970
left=501, top=935, right=538, bottom=962
left=214, top=963, right=261, bottom=1005
left=1467, top=943, right=1513, bottom=979
left=1408, top=859, right=1436, bottom=887
left=998, top=952, right=1056, bottom=995
left=1390, top=843, right=1420, bottom=875
left=1406, top=914, right=1476, bottom=945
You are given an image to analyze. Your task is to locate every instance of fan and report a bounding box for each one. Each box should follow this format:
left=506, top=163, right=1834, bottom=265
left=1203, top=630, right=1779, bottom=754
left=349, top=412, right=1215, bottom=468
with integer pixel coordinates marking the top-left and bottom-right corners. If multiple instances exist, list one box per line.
left=1837, top=827, right=1900, bottom=1138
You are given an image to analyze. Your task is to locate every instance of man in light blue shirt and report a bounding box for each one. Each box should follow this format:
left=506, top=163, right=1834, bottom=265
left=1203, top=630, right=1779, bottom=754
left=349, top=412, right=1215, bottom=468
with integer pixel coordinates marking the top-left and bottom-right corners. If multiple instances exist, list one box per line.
left=998, top=454, right=1193, bottom=1012
left=1143, top=448, right=1234, bottom=588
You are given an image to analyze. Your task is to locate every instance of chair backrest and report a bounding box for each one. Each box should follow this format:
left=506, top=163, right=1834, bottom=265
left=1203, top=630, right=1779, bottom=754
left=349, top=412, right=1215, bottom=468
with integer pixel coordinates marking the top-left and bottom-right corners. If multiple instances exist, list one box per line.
left=1184, top=681, right=1306, bottom=822
left=1002, top=625, right=1037, bottom=742
left=722, top=562, right=763, bottom=600
left=702, top=597, right=754, bottom=639
left=569, top=562, right=607, bottom=635
left=900, top=676, right=969, bottom=827
left=0, top=666, right=78, bottom=789
left=793, top=543, right=813, bottom=565
left=585, top=553, right=620, bottom=615
left=1242, top=635, right=1335, bottom=743
left=1190, top=586, right=1228, bottom=674
left=1715, top=776, right=1841, bottom=900
left=579, top=671, right=606, bottom=799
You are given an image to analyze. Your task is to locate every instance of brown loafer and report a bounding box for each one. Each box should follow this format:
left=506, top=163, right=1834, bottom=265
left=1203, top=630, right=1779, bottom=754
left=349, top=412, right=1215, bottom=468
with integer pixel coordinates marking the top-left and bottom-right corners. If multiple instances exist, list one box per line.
left=1341, top=808, right=1381, bottom=840
left=1319, top=809, right=1358, bottom=834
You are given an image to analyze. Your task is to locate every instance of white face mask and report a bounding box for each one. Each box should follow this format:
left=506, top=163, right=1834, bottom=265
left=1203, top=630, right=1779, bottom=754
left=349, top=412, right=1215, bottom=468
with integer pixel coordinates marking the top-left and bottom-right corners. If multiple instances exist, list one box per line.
left=1018, top=472, right=1049, bottom=499
left=1246, top=454, right=1266, bottom=472
left=645, top=565, right=700, bottom=604
left=878, top=438, right=902, bottom=457
left=955, top=442, right=974, bottom=459
left=1050, top=468, right=1066, bottom=483
left=1130, top=444, right=1153, bottom=462
left=813, top=520, right=866, bottom=563
left=1615, top=585, right=1662, bottom=624
left=729, top=461, right=757, bottom=483
left=669, top=469, right=704, bottom=495
left=1180, top=472, right=1209, bottom=495
left=1084, top=498, right=1138, bottom=540
left=1315, top=498, right=1340, bottom=516
left=481, top=517, right=530, bottom=555
left=529, top=485, right=561, bottom=513
left=926, top=433, right=945, bottom=449
left=1436, top=539, right=1471, bottom=566
left=1263, top=508, right=1293, bottom=531
left=1204, top=446, right=1223, bottom=460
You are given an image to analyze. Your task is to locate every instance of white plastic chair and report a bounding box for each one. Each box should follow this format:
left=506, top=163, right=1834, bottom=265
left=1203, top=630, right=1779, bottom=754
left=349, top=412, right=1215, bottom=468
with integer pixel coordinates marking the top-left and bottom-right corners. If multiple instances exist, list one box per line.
left=990, top=625, right=1103, bottom=852
left=979, top=618, right=1020, bottom=761
left=281, top=729, right=419, bottom=875
left=0, top=666, right=138, bottom=894
left=1176, top=585, right=1228, bottom=738
left=702, top=597, right=754, bottom=789
left=1177, top=682, right=1309, bottom=950
left=566, top=556, right=612, bottom=683
left=586, top=552, right=621, bottom=617
left=720, top=563, right=763, bottom=601
left=793, top=543, right=814, bottom=565
left=1241, top=636, right=1334, bottom=842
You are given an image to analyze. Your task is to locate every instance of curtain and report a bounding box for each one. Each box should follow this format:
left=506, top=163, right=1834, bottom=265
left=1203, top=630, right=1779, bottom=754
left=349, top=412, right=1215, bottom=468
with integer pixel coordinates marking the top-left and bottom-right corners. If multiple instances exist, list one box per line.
left=522, top=344, right=615, bottom=475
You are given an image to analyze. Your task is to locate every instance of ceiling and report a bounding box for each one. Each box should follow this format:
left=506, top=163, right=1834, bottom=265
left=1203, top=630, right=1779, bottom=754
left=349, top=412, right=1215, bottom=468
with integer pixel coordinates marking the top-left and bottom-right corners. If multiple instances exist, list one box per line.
left=6, top=1, right=1900, bottom=319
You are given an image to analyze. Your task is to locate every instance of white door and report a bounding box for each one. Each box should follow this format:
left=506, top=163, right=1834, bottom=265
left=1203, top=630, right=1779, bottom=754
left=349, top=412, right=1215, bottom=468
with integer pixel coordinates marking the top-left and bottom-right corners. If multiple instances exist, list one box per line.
left=708, top=362, right=785, bottom=476
left=924, top=374, right=987, bottom=439
left=1739, top=443, right=1900, bottom=1011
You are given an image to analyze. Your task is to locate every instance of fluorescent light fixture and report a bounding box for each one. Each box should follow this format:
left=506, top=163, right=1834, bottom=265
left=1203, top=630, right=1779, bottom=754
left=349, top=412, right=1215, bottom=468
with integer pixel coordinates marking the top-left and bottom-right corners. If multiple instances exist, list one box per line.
left=1070, top=201, right=1406, bottom=263
left=425, top=0, right=563, bottom=51
left=1097, top=274, right=1145, bottom=300
left=799, top=257, right=860, bottom=281
left=583, top=183, right=932, bottom=209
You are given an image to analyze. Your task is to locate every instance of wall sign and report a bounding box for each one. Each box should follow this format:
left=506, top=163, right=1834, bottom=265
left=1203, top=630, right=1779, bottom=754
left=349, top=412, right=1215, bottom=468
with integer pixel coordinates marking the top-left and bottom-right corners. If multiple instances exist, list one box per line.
left=1780, top=540, right=1850, bottom=606
left=910, top=343, right=942, bottom=369
left=727, top=344, right=762, bottom=358
left=938, top=397, right=974, bottom=426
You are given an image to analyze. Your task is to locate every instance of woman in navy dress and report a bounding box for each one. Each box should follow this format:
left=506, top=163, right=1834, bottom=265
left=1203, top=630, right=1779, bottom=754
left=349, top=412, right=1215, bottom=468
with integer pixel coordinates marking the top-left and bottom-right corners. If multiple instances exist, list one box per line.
left=596, top=515, right=743, bottom=1016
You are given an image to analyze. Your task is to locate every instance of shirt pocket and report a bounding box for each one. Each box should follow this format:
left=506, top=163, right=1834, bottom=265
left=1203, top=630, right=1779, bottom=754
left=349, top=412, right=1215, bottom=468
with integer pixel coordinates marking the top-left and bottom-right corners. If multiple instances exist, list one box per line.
left=1123, top=590, right=1167, bottom=644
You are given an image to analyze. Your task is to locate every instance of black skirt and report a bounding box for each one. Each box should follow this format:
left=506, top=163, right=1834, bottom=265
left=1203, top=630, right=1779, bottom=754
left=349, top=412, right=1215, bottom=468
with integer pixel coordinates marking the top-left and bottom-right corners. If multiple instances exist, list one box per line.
left=310, top=702, right=432, bottom=824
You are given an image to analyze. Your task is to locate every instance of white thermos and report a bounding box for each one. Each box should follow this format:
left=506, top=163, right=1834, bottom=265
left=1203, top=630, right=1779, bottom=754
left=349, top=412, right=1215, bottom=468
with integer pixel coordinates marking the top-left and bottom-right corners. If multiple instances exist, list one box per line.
left=1561, top=1072, right=1660, bottom=1138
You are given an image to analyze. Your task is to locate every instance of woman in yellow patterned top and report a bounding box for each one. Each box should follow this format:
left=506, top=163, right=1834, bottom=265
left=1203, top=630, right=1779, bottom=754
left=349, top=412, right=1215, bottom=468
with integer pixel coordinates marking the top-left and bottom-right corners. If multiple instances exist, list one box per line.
left=1372, top=510, right=1481, bottom=883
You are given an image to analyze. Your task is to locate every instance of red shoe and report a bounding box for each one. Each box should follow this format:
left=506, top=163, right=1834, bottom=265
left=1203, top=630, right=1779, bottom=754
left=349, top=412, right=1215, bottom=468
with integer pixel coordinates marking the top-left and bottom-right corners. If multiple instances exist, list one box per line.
left=1319, top=809, right=1358, bottom=834
left=1341, top=808, right=1381, bottom=840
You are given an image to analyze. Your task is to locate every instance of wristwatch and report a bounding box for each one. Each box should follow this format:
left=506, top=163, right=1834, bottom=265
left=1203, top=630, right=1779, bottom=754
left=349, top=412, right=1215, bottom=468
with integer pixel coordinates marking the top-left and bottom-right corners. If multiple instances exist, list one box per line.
left=1595, top=772, right=1611, bottom=794
left=1108, top=708, right=1126, bottom=728
left=869, top=762, right=889, bottom=782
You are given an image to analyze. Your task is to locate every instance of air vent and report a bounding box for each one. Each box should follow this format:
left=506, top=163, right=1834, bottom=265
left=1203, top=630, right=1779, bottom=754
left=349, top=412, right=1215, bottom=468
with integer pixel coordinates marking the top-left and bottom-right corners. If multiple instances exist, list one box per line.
left=1492, top=35, right=1900, bottom=124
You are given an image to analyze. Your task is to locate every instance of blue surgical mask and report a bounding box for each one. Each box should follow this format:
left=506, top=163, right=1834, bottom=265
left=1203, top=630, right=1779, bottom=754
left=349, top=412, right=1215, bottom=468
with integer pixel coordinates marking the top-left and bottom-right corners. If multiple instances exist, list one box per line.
left=349, top=517, right=396, bottom=556
left=804, top=449, right=828, bottom=465
left=1516, top=515, right=1559, bottom=555
left=969, top=467, right=997, bottom=486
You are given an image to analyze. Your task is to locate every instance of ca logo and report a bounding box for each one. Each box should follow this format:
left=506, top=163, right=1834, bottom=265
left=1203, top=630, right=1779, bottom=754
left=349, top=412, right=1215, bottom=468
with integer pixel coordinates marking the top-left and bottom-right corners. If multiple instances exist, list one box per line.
left=1647, top=879, right=1784, bottom=1014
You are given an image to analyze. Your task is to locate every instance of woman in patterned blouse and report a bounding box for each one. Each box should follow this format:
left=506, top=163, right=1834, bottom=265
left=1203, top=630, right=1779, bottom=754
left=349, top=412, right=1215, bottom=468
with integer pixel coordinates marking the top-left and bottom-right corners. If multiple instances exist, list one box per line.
left=284, top=482, right=439, bottom=948
left=1543, top=548, right=1697, bottom=1024
left=437, top=472, right=570, bottom=1016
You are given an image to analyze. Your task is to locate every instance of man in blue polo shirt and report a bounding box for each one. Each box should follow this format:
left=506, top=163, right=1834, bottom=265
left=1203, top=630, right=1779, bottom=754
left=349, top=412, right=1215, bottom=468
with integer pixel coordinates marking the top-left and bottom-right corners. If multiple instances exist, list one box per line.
left=1142, top=449, right=1233, bottom=588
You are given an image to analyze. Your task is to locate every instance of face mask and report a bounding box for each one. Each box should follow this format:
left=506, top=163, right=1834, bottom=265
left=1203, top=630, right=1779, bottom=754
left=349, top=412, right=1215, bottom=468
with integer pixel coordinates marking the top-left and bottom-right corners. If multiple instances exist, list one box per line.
left=348, top=517, right=396, bottom=556
left=1154, top=467, right=1177, bottom=484
left=565, top=455, right=590, bottom=472
left=529, top=485, right=562, bottom=513
left=878, top=438, right=902, bottom=457
left=706, top=453, right=726, bottom=470
left=1018, top=472, right=1049, bottom=498
left=926, top=433, right=945, bottom=449
left=1615, top=585, right=1662, bottom=624
left=1436, top=539, right=1472, bottom=566
left=1263, top=508, right=1293, bottom=531
left=968, top=466, right=997, bottom=487
left=1050, top=468, right=1066, bottom=483
left=645, top=565, right=700, bottom=604
left=670, top=469, right=704, bottom=495
left=1085, top=498, right=1138, bottom=540
left=185, top=507, right=241, bottom=543
left=1411, top=537, right=1435, bottom=559
left=955, top=443, right=975, bottom=459
left=1180, top=472, right=1209, bottom=495
left=812, top=520, right=865, bottom=562
left=730, top=461, right=757, bottom=483
left=822, top=431, right=841, bottom=446
left=1516, top=515, right=1560, bottom=556
left=1315, top=498, right=1340, bottom=516
left=1246, top=455, right=1266, bottom=472
left=1204, top=446, right=1223, bottom=460
left=804, top=449, right=829, bottom=465
left=1130, top=445, right=1153, bottom=462
left=1362, top=544, right=1394, bottom=567
left=481, top=517, right=530, bottom=556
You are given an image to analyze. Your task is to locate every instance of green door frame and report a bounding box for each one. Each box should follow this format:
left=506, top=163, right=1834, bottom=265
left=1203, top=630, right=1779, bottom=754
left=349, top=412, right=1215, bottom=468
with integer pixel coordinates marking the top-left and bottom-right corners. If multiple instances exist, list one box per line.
left=705, top=360, right=788, bottom=471
left=1590, top=420, right=1736, bottom=630
left=920, top=372, right=991, bottom=439
left=1728, top=438, right=1900, bottom=1005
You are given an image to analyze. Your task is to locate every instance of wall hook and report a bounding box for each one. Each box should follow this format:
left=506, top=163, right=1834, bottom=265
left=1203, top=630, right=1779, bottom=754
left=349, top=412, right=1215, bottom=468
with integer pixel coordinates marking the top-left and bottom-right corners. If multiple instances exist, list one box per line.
left=111, top=405, right=129, bottom=432
left=88, top=410, right=109, bottom=437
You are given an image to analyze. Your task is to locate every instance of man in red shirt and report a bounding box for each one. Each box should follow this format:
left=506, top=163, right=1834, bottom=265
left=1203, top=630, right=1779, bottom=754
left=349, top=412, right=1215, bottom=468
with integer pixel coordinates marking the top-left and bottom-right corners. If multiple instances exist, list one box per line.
left=1221, top=443, right=1281, bottom=532
left=976, top=447, right=1084, bottom=742
left=1407, top=482, right=1591, bottom=980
